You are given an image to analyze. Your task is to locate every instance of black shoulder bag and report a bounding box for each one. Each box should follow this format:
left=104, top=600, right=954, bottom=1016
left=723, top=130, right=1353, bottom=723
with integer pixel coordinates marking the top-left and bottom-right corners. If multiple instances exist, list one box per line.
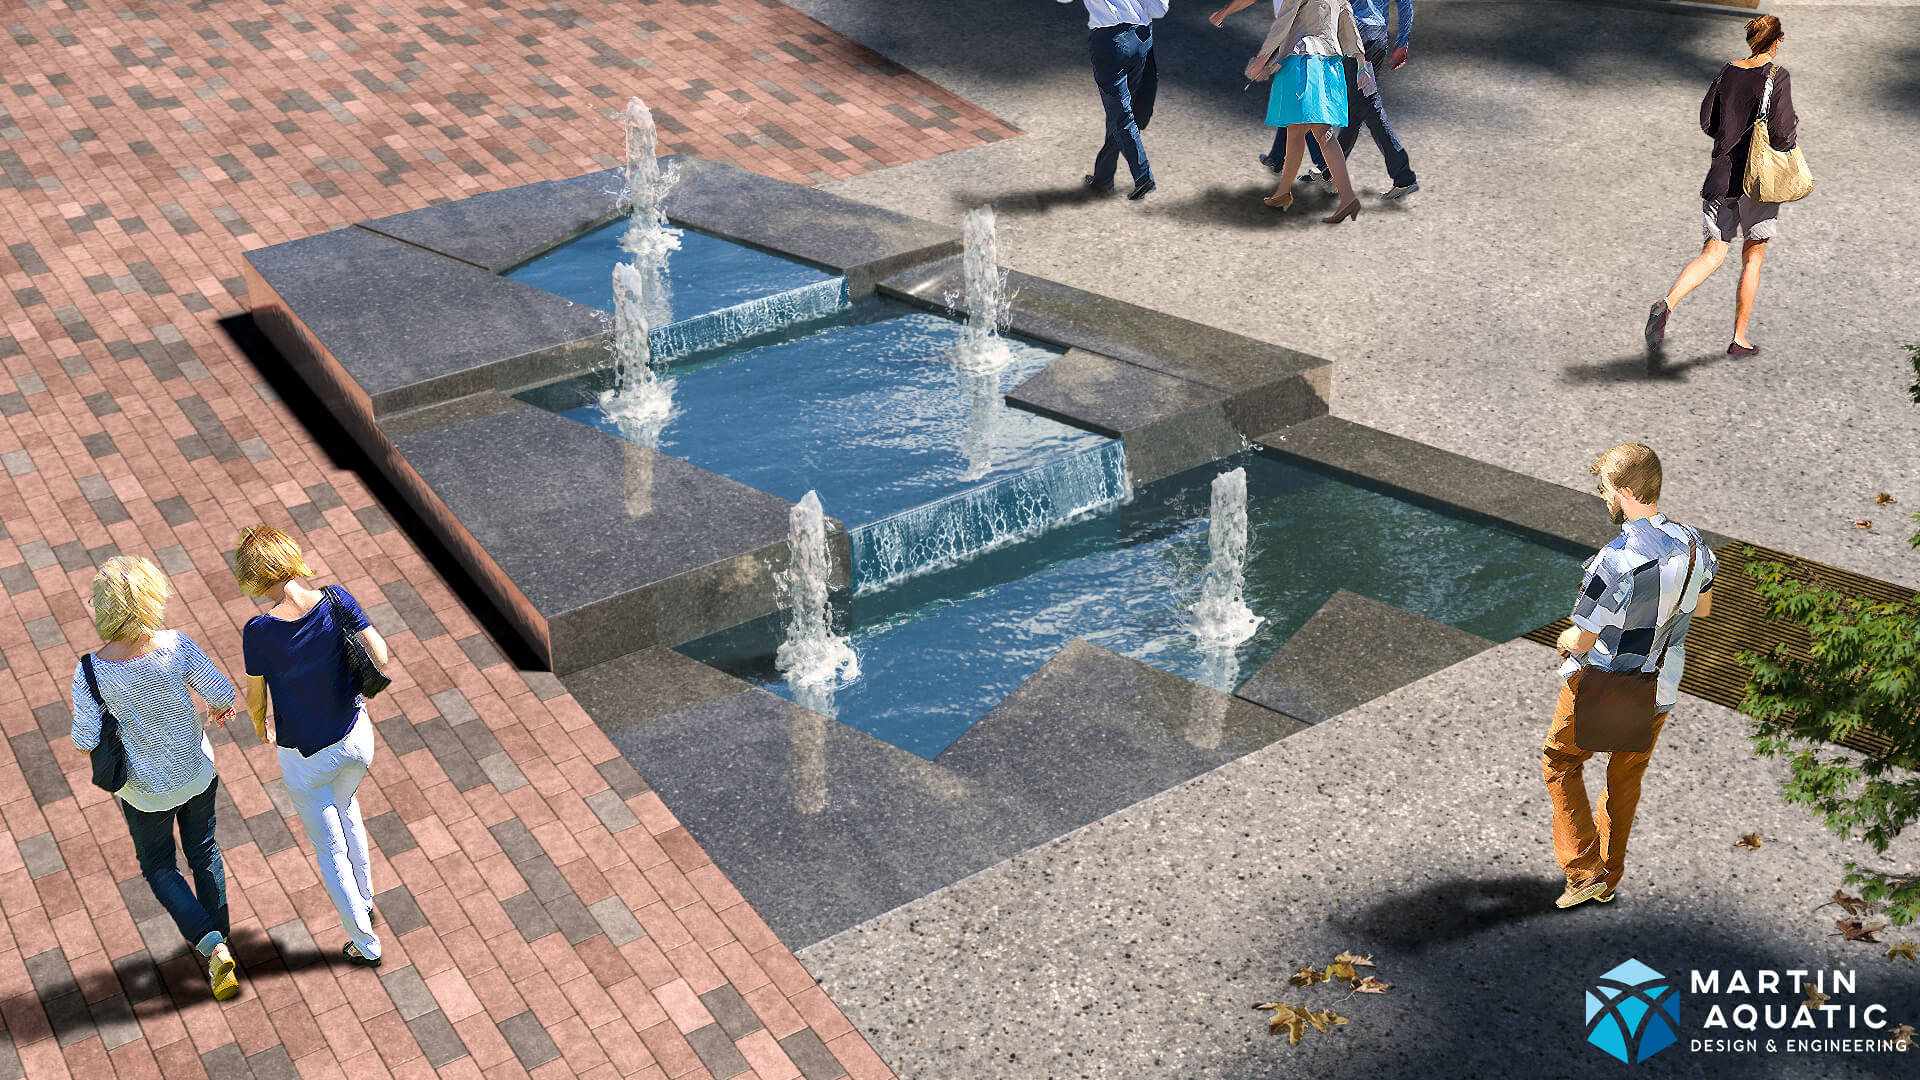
left=325, top=586, right=391, bottom=699
left=79, top=654, right=131, bottom=793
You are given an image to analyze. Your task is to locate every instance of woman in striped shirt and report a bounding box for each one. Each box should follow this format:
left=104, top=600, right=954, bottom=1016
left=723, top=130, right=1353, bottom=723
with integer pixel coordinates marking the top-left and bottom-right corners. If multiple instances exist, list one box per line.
left=69, top=556, right=243, bottom=1001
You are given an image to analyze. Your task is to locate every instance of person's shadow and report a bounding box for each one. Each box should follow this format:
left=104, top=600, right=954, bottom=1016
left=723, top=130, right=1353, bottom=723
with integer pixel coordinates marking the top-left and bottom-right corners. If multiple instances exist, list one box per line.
left=1562, top=349, right=1737, bottom=384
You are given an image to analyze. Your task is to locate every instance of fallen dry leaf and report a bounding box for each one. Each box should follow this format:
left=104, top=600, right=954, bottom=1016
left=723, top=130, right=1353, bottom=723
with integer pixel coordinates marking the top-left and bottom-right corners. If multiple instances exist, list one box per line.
left=1805, top=985, right=1830, bottom=1009
left=1353, top=976, right=1393, bottom=994
left=1853, top=519, right=1873, bottom=530
left=1876, top=493, right=1896, bottom=506
left=1289, top=967, right=1327, bottom=988
left=1887, top=941, right=1918, bottom=963
left=1332, top=951, right=1376, bottom=968
left=1833, top=889, right=1874, bottom=917
left=1889, top=1023, right=1915, bottom=1051
left=1736, top=833, right=1763, bottom=851
left=1837, top=918, right=1889, bottom=944
left=1325, top=961, right=1357, bottom=984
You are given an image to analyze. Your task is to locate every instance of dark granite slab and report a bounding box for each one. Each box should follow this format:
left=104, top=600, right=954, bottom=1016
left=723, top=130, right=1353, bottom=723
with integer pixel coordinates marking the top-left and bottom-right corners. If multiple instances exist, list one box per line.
left=884, top=256, right=1331, bottom=400
left=1235, top=590, right=1499, bottom=723
left=1253, top=416, right=1737, bottom=555
left=1008, top=348, right=1245, bottom=487
left=389, top=407, right=828, bottom=673
left=244, top=226, right=607, bottom=415
left=593, top=639, right=1306, bottom=949
left=560, top=646, right=755, bottom=737
left=357, top=168, right=625, bottom=272
left=661, top=157, right=959, bottom=297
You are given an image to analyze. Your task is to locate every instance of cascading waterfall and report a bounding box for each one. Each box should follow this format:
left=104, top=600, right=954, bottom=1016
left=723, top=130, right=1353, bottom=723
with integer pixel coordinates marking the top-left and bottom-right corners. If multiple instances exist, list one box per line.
left=621, top=95, right=681, bottom=327
left=776, top=491, right=860, bottom=687
left=1190, top=466, right=1263, bottom=646
left=851, top=440, right=1127, bottom=592
left=600, top=262, right=674, bottom=446
left=647, top=278, right=848, bottom=363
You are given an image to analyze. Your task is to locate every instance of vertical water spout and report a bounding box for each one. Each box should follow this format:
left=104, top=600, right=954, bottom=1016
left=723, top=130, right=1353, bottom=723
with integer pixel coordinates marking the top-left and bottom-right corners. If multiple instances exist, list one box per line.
left=956, top=204, right=1013, bottom=372
left=621, top=95, right=680, bottom=326
left=601, top=262, right=674, bottom=446
left=776, top=491, right=859, bottom=688
left=1190, top=467, right=1263, bottom=646
left=1187, top=644, right=1240, bottom=750
left=957, top=366, right=1001, bottom=482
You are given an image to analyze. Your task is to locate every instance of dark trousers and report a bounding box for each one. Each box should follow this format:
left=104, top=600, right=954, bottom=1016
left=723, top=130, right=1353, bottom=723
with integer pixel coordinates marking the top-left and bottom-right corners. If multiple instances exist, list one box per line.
left=1294, top=39, right=1416, bottom=188
left=121, top=777, right=228, bottom=951
left=1089, top=23, right=1157, bottom=187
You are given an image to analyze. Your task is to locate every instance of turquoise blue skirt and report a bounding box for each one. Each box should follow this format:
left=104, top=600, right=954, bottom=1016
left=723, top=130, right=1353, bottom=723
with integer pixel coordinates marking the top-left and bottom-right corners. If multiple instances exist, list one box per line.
left=1265, top=54, right=1347, bottom=127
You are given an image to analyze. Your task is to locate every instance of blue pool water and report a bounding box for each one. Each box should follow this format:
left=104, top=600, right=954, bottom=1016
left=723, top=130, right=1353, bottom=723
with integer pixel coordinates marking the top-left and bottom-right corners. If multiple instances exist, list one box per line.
left=678, top=450, right=1586, bottom=759
left=517, top=297, right=1115, bottom=550
left=503, top=218, right=836, bottom=318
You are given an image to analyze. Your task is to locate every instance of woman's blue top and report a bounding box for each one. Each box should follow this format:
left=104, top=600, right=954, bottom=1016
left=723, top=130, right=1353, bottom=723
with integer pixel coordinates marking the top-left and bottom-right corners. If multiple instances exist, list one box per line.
left=243, top=585, right=372, bottom=757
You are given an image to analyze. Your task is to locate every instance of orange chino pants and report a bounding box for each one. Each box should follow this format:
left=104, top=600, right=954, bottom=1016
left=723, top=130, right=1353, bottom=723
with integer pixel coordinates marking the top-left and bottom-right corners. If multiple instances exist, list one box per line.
left=1541, top=673, right=1669, bottom=892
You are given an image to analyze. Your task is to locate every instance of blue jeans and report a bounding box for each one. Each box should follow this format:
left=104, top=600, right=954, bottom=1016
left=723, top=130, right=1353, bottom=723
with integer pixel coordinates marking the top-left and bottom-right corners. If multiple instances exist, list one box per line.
left=1089, top=23, right=1157, bottom=187
left=1295, top=38, right=1416, bottom=188
left=121, top=777, right=228, bottom=953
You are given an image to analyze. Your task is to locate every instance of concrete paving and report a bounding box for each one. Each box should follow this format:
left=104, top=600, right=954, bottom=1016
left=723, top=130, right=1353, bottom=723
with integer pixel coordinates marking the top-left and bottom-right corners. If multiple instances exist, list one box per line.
left=791, top=0, right=1920, bottom=590
left=798, top=639, right=1920, bottom=1078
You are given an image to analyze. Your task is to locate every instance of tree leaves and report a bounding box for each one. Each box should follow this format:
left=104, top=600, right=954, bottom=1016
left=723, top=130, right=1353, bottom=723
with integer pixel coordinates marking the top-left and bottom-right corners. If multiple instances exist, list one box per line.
left=1830, top=889, right=1873, bottom=917
left=1852, top=519, right=1873, bottom=530
left=1876, top=493, right=1897, bottom=506
left=1887, top=940, right=1917, bottom=962
left=1889, top=1023, right=1916, bottom=1051
left=1805, top=985, right=1830, bottom=1010
left=1735, top=833, right=1764, bottom=851
left=1258, top=950, right=1389, bottom=1045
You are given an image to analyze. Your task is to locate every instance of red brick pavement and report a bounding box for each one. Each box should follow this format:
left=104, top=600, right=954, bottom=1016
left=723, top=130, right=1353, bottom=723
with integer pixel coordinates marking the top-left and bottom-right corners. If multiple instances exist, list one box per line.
left=0, top=1, right=1021, bottom=1078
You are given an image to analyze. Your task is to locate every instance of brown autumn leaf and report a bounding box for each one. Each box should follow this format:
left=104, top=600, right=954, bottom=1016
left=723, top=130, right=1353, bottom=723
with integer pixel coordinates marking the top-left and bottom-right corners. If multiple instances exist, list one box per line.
left=1875, top=493, right=1896, bottom=506
left=1853, top=519, right=1873, bottom=530
left=1333, top=951, right=1376, bottom=968
left=1833, top=889, right=1874, bottom=917
left=1736, top=833, right=1763, bottom=851
left=1290, top=966, right=1326, bottom=988
left=1889, top=1023, right=1915, bottom=1051
left=1886, top=941, right=1918, bottom=963
left=1353, top=976, right=1393, bottom=994
left=1312, top=1009, right=1350, bottom=1032
left=1837, top=918, right=1889, bottom=943
left=1805, top=985, right=1830, bottom=1009
left=1325, top=961, right=1357, bottom=984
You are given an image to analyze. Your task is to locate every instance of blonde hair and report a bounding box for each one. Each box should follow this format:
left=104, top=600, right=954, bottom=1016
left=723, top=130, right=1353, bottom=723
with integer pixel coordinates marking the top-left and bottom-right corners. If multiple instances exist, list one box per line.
left=233, top=524, right=314, bottom=597
left=1590, top=444, right=1662, bottom=505
left=91, top=556, right=172, bottom=642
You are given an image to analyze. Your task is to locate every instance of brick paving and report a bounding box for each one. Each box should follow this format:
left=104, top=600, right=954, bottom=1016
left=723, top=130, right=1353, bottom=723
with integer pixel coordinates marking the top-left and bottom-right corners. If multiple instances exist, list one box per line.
left=0, top=2, right=1020, bottom=1078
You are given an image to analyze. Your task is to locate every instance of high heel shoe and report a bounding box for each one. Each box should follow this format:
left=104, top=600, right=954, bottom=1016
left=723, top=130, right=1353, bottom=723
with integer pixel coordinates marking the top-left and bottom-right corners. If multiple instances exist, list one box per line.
left=1322, top=198, right=1360, bottom=224
left=1262, top=192, right=1294, bottom=212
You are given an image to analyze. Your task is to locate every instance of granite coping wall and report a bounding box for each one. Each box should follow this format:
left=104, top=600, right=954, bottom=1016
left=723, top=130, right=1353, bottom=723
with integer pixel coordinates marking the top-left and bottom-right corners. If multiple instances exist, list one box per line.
left=1254, top=416, right=1739, bottom=556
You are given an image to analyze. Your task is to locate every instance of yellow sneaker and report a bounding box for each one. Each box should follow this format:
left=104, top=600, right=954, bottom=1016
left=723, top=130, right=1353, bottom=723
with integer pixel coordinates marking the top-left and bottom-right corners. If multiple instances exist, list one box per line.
left=208, top=943, right=240, bottom=1001
left=1555, top=878, right=1610, bottom=910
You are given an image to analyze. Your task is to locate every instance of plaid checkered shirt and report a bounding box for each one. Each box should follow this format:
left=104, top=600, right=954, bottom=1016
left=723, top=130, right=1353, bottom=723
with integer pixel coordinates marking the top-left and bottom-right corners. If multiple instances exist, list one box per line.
left=1556, top=513, right=1718, bottom=712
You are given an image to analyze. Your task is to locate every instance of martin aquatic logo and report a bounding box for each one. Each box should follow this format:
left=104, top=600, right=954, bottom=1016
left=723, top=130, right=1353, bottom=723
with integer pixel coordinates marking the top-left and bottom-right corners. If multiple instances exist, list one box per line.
left=1586, top=959, right=1681, bottom=1064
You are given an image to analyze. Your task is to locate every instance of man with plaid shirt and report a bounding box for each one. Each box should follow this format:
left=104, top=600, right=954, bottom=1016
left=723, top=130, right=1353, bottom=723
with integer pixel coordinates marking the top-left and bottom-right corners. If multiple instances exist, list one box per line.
left=1544, top=444, right=1717, bottom=910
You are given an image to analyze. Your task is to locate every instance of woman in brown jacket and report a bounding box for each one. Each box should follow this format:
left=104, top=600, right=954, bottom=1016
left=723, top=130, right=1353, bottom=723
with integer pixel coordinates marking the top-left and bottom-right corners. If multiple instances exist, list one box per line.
left=1646, top=15, right=1798, bottom=358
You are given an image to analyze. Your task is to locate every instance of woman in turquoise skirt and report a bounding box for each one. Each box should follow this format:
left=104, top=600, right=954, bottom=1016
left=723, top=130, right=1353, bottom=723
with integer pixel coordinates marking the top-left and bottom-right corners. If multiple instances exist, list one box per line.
left=1246, top=0, right=1365, bottom=223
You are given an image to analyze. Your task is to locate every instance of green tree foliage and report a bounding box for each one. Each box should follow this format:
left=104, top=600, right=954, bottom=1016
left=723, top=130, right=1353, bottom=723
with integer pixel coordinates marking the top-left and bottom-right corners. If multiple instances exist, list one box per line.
left=1737, top=343, right=1920, bottom=925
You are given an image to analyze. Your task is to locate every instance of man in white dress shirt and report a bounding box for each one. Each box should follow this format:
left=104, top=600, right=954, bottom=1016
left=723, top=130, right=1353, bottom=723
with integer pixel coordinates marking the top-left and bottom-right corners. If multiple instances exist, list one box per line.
left=1060, top=0, right=1171, bottom=200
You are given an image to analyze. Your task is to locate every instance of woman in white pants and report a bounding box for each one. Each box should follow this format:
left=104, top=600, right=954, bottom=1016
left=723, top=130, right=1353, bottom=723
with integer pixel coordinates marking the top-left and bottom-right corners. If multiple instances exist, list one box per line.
left=234, top=525, right=391, bottom=966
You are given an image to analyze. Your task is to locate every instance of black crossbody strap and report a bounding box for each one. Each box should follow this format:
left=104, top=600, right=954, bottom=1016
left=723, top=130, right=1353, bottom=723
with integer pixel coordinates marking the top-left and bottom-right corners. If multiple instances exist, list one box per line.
left=81, top=653, right=105, bottom=706
left=1650, top=530, right=1700, bottom=675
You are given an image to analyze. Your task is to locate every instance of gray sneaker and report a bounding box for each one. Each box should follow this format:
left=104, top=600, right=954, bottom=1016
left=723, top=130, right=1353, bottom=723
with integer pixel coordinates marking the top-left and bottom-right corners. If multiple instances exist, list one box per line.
left=1381, top=182, right=1419, bottom=200
left=1299, top=168, right=1333, bottom=192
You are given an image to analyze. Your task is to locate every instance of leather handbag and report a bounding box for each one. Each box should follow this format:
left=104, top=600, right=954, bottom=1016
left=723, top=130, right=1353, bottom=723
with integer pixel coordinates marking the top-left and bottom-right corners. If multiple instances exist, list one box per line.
left=79, top=654, right=131, bottom=794
left=1570, top=532, right=1698, bottom=754
left=325, top=586, right=391, bottom=699
left=1743, top=64, right=1813, bottom=203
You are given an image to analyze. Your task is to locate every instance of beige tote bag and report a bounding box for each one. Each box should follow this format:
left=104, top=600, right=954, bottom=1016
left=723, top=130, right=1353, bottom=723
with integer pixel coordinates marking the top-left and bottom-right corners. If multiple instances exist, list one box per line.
left=1744, top=64, right=1813, bottom=204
